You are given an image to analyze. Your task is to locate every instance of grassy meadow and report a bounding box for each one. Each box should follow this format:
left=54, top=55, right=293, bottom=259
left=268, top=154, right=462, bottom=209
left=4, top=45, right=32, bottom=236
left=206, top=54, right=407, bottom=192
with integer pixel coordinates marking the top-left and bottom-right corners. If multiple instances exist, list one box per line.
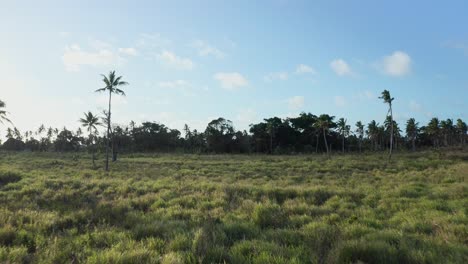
left=0, top=151, right=467, bottom=263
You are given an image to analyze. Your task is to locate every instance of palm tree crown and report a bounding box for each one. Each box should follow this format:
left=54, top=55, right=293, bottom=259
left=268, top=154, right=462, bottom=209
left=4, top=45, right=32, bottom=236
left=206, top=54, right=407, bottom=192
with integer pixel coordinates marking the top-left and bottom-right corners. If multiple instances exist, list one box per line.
left=79, top=112, right=101, bottom=134
left=0, top=100, right=12, bottom=124
left=95, top=71, right=128, bottom=95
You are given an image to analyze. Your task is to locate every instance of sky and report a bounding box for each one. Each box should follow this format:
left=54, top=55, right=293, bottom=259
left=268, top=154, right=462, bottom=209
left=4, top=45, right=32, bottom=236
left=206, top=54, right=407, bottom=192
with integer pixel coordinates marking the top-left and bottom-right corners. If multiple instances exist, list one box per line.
left=1, top=0, right=467, bottom=136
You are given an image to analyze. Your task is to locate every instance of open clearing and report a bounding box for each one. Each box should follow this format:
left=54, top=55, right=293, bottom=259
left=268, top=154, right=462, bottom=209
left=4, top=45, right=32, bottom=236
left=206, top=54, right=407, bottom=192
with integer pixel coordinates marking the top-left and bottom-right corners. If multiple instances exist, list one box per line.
left=0, top=151, right=467, bottom=263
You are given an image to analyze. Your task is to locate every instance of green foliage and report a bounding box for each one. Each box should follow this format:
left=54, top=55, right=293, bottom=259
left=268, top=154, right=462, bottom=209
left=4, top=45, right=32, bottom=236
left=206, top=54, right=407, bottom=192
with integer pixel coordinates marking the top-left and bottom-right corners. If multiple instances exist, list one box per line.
left=253, top=203, right=287, bottom=229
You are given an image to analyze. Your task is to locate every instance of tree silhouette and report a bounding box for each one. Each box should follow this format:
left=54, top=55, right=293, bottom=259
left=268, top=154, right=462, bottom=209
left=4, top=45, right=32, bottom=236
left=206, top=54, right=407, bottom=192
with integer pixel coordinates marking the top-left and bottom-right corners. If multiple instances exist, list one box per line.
left=355, top=121, right=364, bottom=153
left=455, top=119, right=467, bottom=146
left=95, top=71, right=128, bottom=171
left=79, top=111, right=102, bottom=167
left=379, top=90, right=395, bottom=159
left=427, top=118, right=440, bottom=147
left=314, top=114, right=335, bottom=156
left=405, top=118, right=419, bottom=151
left=337, top=118, right=350, bottom=153
left=0, top=100, right=12, bottom=125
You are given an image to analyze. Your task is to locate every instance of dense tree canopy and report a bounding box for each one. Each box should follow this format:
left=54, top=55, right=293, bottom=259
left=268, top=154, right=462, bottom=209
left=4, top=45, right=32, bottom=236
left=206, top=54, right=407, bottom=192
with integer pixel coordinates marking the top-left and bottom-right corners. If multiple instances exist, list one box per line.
left=3, top=113, right=465, bottom=154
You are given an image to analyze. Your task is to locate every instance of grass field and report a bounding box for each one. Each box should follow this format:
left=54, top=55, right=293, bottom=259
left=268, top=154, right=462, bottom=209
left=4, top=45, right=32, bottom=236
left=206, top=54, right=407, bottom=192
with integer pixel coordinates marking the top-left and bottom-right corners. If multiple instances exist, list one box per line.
left=0, top=151, right=467, bottom=263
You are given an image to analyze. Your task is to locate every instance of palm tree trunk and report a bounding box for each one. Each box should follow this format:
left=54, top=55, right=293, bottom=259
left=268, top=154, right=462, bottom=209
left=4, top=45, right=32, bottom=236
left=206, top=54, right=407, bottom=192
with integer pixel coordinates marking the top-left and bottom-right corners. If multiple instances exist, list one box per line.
left=389, top=105, right=393, bottom=160
left=323, top=128, right=329, bottom=156
left=412, top=137, right=416, bottom=152
left=89, top=132, right=95, bottom=167
left=106, top=90, right=112, bottom=171
left=342, top=134, right=345, bottom=153
left=270, top=134, right=273, bottom=154
left=315, top=134, right=319, bottom=153
left=358, top=138, right=362, bottom=153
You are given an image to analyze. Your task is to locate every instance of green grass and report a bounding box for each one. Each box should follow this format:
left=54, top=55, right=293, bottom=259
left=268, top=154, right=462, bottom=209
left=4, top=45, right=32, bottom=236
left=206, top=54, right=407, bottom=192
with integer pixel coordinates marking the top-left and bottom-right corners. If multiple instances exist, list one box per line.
left=0, top=151, right=467, bottom=263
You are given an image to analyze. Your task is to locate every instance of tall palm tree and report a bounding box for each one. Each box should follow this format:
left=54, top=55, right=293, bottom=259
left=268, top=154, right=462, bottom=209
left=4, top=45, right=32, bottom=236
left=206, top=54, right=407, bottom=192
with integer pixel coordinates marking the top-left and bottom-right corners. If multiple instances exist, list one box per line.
left=95, top=71, right=128, bottom=171
left=79, top=111, right=101, bottom=167
left=355, top=121, right=364, bottom=153
left=314, top=114, right=335, bottom=157
left=0, top=100, right=11, bottom=125
left=379, top=90, right=395, bottom=159
left=405, top=118, right=418, bottom=151
left=337, top=118, right=350, bottom=153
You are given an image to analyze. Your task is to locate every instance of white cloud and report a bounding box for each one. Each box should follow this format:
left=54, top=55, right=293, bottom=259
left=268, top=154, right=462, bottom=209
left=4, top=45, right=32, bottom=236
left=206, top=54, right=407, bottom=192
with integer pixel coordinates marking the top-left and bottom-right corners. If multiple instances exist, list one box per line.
left=158, top=80, right=190, bottom=88
left=380, top=51, right=411, bottom=77
left=118, top=47, right=138, bottom=56
left=192, top=40, right=225, bottom=59
left=264, top=72, right=288, bottom=82
left=214, top=72, right=248, bottom=90
left=288, top=96, right=305, bottom=110
left=330, top=59, right=353, bottom=76
left=62, top=44, right=122, bottom=72
left=157, top=50, right=194, bottom=70
left=295, top=64, right=317, bottom=74
left=334, top=96, right=347, bottom=107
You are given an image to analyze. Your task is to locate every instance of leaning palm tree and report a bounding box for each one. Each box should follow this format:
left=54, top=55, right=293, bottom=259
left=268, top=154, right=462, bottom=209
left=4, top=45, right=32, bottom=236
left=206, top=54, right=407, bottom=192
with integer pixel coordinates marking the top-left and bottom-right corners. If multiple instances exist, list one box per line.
left=0, top=100, right=12, bottom=125
left=355, top=121, right=364, bottom=153
left=405, top=118, right=418, bottom=151
left=379, top=90, right=395, bottom=159
left=79, top=111, right=101, bottom=167
left=314, top=114, right=335, bottom=157
left=95, top=71, right=128, bottom=171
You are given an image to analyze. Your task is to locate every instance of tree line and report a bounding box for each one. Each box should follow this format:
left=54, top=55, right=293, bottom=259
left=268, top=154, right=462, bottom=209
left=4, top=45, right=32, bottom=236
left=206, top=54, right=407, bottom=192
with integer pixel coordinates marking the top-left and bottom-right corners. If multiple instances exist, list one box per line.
left=1, top=71, right=467, bottom=168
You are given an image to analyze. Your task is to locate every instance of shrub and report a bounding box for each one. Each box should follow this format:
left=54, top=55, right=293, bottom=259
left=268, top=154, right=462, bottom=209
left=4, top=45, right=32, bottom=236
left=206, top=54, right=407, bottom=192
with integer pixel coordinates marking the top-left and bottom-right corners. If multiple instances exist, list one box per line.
left=303, top=222, right=341, bottom=263
left=222, top=221, right=260, bottom=244
left=167, top=233, right=192, bottom=252
left=0, top=171, right=22, bottom=187
left=337, top=240, right=413, bottom=264
left=192, top=220, right=227, bottom=262
left=0, top=227, right=16, bottom=246
left=252, top=204, right=287, bottom=229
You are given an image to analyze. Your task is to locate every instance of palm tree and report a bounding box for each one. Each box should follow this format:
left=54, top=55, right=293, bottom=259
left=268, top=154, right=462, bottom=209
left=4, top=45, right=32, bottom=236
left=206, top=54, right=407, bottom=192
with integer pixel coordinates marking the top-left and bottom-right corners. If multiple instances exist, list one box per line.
left=427, top=118, right=440, bottom=147
left=95, top=71, right=128, bottom=171
left=314, top=114, right=335, bottom=156
left=379, top=90, right=395, bottom=159
left=355, top=121, right=364, bottom=153
left=0, top=100, right=11, bottom=125
left=367, top=120, right=379, bottom=151
left=405, top=118, right=418, bottom=151
left=337, top=118, right=350, bottom=153
left=79, top=111, right=101, bottom=167
left=455, top=119, right=467, bottom=146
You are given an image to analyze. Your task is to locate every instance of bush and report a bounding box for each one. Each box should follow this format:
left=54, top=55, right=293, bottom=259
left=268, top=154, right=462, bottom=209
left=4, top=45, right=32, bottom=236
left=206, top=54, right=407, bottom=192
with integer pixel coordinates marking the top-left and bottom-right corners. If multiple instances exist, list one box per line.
left=303, top=222, right=341, bottom=263
left=337, top=240, right=414, bottom=264
left=0, top=171, right=22, bottom=187
left=192, top=220, right=227, bottom=262
left=252, top=204, right=287, bottom=229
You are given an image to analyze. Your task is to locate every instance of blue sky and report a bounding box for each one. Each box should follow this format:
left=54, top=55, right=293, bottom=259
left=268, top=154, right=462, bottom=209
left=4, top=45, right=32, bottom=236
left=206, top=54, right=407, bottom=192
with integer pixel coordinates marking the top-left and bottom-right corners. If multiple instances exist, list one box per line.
left=1, top=0, right=467, bottom=135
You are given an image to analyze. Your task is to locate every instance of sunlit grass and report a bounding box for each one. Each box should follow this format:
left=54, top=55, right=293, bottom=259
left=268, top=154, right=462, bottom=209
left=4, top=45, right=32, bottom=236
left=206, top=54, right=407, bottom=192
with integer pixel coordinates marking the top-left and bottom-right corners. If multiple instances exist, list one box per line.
left=0, top=151, right=466, bottom=263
